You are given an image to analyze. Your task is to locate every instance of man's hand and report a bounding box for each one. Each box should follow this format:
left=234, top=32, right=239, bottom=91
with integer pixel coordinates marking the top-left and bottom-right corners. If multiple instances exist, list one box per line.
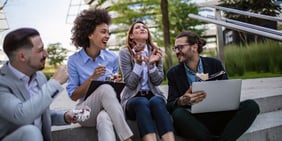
left=64, top=106, right=91, bottom=123
left=177, top=86, right=206, bottom=106
left=64, top=111, right=77, bottom=124
left=52, top=66, right=69, bottom=84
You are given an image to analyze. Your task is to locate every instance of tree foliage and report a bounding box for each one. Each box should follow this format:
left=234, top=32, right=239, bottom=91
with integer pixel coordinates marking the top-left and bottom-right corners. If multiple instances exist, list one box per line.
left=166, top=0, right=204, bottom=45
left=108, top=0, right=203, bottom=46
left=47, top=43, right=69, bottom=68
left=107, top=0, right=203, bottom=70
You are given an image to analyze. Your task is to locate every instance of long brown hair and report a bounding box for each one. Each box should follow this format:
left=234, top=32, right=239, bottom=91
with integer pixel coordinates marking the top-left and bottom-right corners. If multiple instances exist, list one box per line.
left=125, top=21, right=159, bottom=60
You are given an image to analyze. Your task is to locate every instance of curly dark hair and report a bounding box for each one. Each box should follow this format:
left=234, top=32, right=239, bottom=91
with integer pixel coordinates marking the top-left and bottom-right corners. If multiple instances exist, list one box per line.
left=71, top=8, right=111, bottom=48
left=176, top=30, right=206, bottom=54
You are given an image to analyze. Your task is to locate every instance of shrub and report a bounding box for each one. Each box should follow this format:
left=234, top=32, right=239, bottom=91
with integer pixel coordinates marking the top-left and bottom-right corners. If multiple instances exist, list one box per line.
left=224, top=40, right=282, bottom=76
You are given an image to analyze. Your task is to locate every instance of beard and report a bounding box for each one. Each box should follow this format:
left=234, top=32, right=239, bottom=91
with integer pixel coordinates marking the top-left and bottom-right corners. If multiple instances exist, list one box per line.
left=176, top=52, right=187, bottom=63
left=27, top=57, right=46, bottom=71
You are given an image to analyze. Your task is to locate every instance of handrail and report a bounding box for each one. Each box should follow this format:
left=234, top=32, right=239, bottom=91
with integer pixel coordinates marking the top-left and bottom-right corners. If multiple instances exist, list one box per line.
left=199, top=4, right=282, bottom=22
left=188, top=14, right=282, bottom=41
left=224, top=18, right=282, bottom=36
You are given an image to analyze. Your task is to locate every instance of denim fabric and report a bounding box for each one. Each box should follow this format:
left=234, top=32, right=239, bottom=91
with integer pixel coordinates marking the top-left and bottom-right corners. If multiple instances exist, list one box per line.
left=126, top=95, right=174, bottom=137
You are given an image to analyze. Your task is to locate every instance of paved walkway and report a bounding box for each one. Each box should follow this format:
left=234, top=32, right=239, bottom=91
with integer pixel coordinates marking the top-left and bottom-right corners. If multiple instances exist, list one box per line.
left=50, top=77, right=282, bottom=111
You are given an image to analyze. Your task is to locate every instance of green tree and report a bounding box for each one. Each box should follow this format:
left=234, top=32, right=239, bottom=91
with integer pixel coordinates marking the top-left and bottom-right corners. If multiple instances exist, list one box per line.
left=219, top=0, right=281, bottom=44
left=47, top=43, right=68, bottom=68
left=108, top=0, right=204, bottom=70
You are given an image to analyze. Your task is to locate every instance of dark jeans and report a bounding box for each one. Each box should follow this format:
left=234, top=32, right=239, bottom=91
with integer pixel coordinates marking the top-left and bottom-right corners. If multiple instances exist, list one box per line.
left=126, top=95, right=174, bottom=137
left=172, top=100, right=260, bottom=141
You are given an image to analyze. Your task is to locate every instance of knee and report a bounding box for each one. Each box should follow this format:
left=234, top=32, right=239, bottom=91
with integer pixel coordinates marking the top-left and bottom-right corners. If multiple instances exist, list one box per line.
left=149, top=97, right=167, bottom=111
left=132, top=98, right=149, bottom=108
left=241, top=99, right=260, bottom=115
left=172, top=108, right=189, bottom=121
left=96, top=84, right=116, bottom=98
left=96, top=110, right=113, bottom=128
left=20, top=125, right=43, bottom=141
left=150, top=96, right=165, bottom=106
left=99, top=84, right=115, bottom=93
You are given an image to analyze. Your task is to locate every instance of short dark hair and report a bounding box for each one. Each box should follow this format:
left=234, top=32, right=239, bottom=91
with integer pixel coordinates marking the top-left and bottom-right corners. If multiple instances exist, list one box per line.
left=3, top=28, right=40, bottom=58
left=176, top=30, right=206, bottom=54
left=71, top=8, right=111, bottom=48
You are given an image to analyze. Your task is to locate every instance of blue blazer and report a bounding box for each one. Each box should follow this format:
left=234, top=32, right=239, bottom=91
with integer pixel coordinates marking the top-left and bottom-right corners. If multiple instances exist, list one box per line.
left=0, top=62, right=68, bottom=141
left=166, top=57, right=228, bottom=113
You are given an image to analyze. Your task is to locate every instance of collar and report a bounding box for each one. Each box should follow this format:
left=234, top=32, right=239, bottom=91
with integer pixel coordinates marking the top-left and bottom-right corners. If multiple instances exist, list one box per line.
left=132, top=44, right=149, bottom=54
left=8, top=63, right=37, bottom=82
left=183, top=57, right=203, bottom=74
left=80, top=48, right=106, bottom=64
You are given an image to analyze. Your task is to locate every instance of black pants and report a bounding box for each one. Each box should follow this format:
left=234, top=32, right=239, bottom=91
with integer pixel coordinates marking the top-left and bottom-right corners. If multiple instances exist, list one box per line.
left=172, top=100, right=260, bottom=141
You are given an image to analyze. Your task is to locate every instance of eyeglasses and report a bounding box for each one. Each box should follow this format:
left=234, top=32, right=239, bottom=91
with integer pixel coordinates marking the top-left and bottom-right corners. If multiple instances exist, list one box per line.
left=172, top=43, right=191, bottom=52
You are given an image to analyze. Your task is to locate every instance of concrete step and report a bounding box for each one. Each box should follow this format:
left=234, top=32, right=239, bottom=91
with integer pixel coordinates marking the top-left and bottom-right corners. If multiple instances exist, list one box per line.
left=51, top=109, right=282, bottom=141
left=237, top=110, right=282, bottom=141
left=51, top=77, right=282, bottom=141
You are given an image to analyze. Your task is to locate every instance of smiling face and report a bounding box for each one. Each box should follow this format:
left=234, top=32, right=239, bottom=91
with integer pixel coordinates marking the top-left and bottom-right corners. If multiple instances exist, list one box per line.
left=88, top=23, right=110, bottom=50
left=130, top=22, right=149, bottom=42
left=27, top=36, right=48, bottom=71
left=174, top=36, right=198, bottom=63
left=128, top=22, right=149, bottom=52
left=19, top=35, right=48, bottom=74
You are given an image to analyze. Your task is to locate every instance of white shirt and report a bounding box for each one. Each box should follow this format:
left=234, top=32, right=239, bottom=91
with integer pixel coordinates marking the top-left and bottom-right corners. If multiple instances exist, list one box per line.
left=132, top=45, right=156, bottom=91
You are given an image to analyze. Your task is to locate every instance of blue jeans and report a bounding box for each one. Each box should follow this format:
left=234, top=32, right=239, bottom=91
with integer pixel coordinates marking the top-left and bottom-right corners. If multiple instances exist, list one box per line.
left=126, top=95, right=174, bottom=137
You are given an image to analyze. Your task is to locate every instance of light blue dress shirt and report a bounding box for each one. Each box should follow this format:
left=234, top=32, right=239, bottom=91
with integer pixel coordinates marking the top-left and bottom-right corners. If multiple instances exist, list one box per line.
left=66, top=49, right=119, bottom=100
left=184, top=57, right=204, bottom=85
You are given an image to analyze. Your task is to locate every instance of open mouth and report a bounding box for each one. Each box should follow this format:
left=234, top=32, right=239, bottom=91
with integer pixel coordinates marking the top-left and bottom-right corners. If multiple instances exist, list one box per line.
left=102, top=40, right=107, bottom=45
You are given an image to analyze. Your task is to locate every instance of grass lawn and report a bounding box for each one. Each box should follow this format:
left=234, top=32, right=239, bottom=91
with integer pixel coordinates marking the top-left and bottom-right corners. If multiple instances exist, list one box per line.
left=161, top=72, right=282, bottom=85
left=229, top=72, right=282, bottom=79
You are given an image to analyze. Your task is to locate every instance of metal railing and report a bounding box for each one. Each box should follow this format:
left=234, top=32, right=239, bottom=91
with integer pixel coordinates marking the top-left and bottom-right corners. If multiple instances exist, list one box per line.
left=188, top=4, right=282, bottom=65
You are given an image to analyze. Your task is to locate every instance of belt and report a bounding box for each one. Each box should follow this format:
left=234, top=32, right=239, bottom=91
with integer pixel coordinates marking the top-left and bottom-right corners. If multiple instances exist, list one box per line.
left=137, top=90, right=152, bottom=96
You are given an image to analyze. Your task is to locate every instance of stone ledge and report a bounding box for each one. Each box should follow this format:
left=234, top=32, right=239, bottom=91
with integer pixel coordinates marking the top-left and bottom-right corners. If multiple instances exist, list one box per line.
left=52, top=110, right=282, bottom=141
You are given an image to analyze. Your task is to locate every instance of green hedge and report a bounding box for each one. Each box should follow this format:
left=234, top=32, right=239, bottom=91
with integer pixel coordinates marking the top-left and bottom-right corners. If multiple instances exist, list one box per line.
left=224, top=40, right=282, bottom=76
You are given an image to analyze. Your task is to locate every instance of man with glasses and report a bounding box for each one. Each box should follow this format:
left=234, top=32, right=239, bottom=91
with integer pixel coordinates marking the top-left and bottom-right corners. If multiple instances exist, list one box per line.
left=166, top=30, right=260, bottom=141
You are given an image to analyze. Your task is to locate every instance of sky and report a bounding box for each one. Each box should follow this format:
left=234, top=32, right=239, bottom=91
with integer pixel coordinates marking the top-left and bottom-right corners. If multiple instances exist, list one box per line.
left=0, top=0, right=87, bottom=52
left=0, top=0, right=213, bottom=57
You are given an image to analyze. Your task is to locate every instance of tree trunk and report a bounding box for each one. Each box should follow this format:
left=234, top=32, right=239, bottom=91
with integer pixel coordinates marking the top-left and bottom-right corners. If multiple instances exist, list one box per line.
left=160, top=0, right=172, bottom=77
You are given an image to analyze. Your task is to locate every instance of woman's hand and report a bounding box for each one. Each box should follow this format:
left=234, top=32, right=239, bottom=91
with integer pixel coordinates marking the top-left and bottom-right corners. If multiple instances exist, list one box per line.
left=149, top=48, right=162, bottom=65
left=90, top=65, right=106, bottom=80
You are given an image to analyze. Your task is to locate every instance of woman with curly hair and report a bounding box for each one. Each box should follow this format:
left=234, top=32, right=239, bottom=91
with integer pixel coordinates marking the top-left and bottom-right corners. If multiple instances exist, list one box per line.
left=66, top=8, right=133, bottom=141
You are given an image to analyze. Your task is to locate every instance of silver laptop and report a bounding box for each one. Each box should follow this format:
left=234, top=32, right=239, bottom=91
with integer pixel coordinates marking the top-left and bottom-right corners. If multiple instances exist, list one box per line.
left=191, top=79, right=242, bottom=114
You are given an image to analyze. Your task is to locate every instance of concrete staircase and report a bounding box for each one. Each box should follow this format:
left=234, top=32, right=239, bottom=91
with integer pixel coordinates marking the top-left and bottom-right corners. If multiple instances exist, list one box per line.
left=51, top=77, right=282, bottom=141
left=236, top=77, right=282, bottom=141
